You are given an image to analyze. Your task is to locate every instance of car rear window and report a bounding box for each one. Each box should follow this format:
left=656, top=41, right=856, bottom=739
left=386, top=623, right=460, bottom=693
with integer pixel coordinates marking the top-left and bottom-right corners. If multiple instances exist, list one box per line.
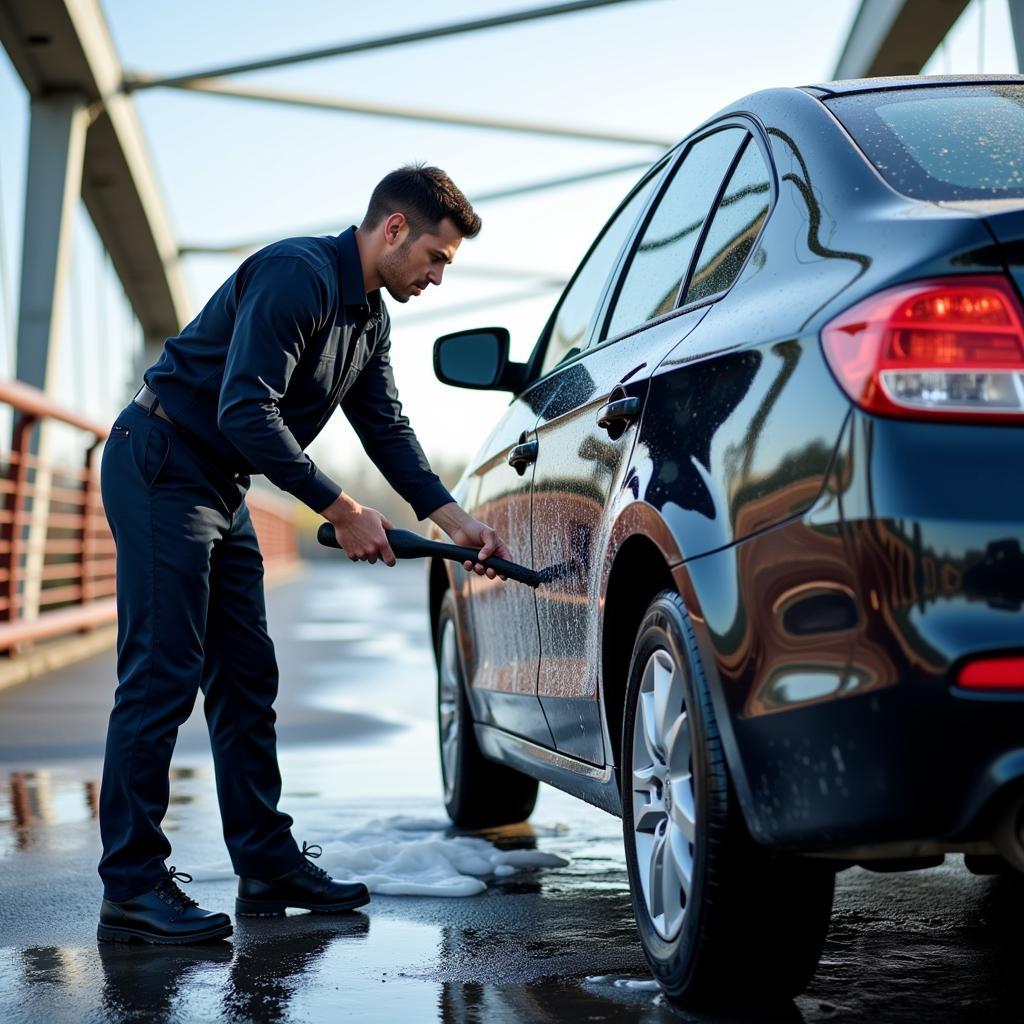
left=825, top=84, right=1024, bottom=200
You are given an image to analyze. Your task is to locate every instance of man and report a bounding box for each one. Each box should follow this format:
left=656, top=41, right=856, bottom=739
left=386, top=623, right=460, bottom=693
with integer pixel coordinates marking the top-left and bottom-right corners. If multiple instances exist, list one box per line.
left=97, top=166, right=509, bottom=944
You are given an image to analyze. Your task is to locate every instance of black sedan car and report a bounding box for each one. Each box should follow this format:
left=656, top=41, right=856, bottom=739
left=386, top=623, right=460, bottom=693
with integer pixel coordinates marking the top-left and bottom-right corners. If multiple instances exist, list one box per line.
left=427, top=75, right=1024, bottom=1007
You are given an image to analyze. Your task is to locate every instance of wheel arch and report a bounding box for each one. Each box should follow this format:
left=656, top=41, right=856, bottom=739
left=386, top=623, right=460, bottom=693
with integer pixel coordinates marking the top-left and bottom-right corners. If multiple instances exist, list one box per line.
left=600, top=507, right=680, bottom=788
left=599, top=502, right=750, bottom=832
left=428, top=556, right=451, bottom=654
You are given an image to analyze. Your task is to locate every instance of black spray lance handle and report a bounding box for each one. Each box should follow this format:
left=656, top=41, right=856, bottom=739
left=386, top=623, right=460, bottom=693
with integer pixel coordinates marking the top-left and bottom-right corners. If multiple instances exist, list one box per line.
left=316, top=523, right=542, bottom=589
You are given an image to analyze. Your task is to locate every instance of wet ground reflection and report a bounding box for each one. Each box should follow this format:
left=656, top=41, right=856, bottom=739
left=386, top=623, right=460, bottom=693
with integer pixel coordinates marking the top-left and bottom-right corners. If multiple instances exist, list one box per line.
left=1, top=765, right=206, bottom=841
left=4, top=771, right=98, bottom=827
left=4, top=916, right=378, bottom=1024
left=5, top=927, right=807, bottom=1024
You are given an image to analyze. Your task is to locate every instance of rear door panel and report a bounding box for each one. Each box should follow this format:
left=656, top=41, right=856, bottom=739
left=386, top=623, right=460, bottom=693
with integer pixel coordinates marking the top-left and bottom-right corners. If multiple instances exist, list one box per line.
left=531, top=311, right=708, bottom=762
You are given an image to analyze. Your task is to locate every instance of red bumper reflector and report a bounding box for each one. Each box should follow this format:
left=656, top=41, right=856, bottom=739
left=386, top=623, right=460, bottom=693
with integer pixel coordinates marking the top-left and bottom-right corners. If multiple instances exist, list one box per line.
left=958, top=657, right=1024, bottom=691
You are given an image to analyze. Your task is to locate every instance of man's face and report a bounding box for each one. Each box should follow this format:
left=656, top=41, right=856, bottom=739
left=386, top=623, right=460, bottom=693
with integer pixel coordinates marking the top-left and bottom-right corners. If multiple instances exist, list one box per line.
left=378, top=216, right=463, bottom=303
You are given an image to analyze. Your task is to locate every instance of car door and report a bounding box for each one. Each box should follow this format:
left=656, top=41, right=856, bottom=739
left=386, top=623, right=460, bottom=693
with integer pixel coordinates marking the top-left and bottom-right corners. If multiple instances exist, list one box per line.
left=460, top=394, right=552, bottom=746
left=530, top=125, right=755, bottom=764
left=461, top=161, right=669, bottom=747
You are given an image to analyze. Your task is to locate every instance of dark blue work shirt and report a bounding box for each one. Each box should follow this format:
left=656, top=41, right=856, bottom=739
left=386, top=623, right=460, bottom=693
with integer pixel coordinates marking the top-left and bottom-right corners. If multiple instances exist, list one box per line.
left=146, top=227, right=452, bottom=518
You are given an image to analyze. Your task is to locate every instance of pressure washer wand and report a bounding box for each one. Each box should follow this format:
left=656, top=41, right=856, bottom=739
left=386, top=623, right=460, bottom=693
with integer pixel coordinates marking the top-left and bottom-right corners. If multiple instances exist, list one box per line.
left=316, top=524, right=543, bottom=589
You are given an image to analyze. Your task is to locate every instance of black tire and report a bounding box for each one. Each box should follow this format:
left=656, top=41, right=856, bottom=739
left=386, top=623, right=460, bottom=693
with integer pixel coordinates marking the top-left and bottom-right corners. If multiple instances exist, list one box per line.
left=964, top=853, right=1021, bottom=877
left=436, top=590, right=538, bottom=827
left=621, top=590, right=835, bottom=1008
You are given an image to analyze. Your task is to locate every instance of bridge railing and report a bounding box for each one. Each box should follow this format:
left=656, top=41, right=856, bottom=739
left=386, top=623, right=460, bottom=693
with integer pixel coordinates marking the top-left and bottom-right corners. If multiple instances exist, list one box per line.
left=0, top=380, right=298, bottom=653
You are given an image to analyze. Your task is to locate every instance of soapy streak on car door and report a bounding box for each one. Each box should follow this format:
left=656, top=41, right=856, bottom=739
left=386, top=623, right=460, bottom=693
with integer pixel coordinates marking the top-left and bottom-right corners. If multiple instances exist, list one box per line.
left=462, top=395, right=554, bottom=748
left=529, top=309, right=709, bottom=763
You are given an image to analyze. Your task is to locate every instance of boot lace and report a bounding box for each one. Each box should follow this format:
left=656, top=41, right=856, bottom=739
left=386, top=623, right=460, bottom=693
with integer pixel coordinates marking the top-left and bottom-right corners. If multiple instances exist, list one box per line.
left=155, top=866, right=198, bottom=912
left=300, top=841, right=331, bottom=882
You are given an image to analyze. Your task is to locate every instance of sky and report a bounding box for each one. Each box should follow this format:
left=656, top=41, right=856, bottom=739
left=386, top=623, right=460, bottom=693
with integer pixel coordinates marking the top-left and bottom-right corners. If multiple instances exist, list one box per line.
left=0, top=0, right=1020, bottom=484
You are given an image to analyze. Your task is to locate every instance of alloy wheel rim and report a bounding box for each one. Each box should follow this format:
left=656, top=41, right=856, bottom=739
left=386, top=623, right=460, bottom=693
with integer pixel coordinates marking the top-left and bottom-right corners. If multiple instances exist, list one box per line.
left=439, top=618, right=461, bottom=802
left=631, top=646, right=696, bottom=941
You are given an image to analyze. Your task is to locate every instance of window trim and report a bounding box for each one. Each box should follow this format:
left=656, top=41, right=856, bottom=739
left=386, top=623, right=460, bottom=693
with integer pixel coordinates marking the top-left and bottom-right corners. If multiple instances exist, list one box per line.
left=520, top=156, right=673, bottom=390
left=669, top=135, right=753, bottom=312
left=597, top=124, right=748, bottom=345
left=680, top=134, right=775, bottom=307
left=595, top=114, right=777, bottom=349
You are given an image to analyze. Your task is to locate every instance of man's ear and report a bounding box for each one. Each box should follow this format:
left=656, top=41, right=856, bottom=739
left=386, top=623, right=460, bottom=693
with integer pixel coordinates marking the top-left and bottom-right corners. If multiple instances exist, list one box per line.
left=383, top=212, right=407, bottom=246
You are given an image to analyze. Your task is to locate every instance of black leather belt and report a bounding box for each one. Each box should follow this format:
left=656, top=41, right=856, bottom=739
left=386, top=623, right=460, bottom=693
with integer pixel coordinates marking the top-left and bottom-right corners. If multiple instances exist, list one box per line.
left=133, top=382, right=243, bottom=483
left=133, top=383, right=174, bottom=424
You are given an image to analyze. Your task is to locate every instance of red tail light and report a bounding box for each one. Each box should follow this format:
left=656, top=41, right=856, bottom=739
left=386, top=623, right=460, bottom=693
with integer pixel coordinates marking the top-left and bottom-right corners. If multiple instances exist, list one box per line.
left=958, top=656, right=1024, bottom=691
left=821, top=276, right=1024, bottom=422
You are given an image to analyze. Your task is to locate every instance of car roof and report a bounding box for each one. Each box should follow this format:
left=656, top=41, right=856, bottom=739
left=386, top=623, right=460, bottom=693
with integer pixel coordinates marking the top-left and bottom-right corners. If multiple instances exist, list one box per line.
left=680, top=74, right=1024, bottom=154
left=802, top=73, right=1024, bottom=98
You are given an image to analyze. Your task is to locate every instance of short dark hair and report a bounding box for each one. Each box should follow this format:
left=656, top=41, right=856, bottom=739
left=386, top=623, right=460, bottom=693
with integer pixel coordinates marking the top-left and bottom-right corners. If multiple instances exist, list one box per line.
left=362, top=165, right=481, bottom=240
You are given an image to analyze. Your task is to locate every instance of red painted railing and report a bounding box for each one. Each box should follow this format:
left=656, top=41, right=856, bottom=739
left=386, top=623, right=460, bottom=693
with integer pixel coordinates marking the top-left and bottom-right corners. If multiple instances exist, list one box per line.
left=0, top=380, right=298, bottom=653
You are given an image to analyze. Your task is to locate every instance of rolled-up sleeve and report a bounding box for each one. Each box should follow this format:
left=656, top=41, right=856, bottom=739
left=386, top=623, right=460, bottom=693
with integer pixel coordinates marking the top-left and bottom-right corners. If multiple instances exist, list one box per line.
left=217, top=256, right=342, bottom=512
left=341, top=318, right=453, bottom=520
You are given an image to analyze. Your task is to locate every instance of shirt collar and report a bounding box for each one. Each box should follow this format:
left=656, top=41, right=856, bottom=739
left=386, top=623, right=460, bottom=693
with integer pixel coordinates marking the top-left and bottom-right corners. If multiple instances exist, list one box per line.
left=335, top=226, right=369, bottom=310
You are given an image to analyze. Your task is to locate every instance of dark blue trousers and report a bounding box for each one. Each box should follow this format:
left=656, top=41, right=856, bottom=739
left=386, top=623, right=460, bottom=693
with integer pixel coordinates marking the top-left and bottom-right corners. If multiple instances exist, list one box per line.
left=98, top=401, right=302, bottom=901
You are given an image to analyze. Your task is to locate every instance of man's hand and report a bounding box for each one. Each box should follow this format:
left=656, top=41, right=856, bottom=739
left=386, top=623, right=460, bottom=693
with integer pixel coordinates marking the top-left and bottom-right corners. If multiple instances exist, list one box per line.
left=321, top=492, right=396, bottom=566
left=429, top=501, right=512, bottom=580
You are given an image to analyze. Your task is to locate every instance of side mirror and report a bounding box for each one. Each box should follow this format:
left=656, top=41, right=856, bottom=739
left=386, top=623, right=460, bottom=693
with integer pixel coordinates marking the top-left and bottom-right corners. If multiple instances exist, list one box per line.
left=433, top=328, right=525, bottom=392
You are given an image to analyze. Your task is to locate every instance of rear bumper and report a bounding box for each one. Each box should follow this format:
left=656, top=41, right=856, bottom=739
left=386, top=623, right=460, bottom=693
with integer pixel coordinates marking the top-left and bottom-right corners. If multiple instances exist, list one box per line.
left=689, top=412, right=1024, bottom=852
left=730, top=658, right=1024, bottom=851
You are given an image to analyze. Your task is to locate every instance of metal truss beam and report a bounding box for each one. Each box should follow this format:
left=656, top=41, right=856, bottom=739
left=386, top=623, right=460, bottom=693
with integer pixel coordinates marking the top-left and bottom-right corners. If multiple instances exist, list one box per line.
left=0, top=0, right=189, bottom=350
left=833, top=0, right=971, bottom=79
left=146, top=78, right=673, bottom=148
left=397, top=282, right=564, bottom=326
left=16, top=94, right=88, bottom=395
left=123, top=0, right=656, bottom=91
left=178, top=159, right=654, bottom=258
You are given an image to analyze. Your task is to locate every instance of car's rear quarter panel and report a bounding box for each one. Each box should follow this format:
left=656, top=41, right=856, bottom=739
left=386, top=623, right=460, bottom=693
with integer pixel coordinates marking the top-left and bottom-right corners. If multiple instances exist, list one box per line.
left=625, top=89, right=1024, bottom=848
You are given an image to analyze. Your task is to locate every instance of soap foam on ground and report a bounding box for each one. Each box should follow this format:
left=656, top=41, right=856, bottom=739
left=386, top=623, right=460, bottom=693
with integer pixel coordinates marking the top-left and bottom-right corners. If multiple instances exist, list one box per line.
left=190, top=816, right=569, bottom=897
left=586, top=975, right=661, bottom=992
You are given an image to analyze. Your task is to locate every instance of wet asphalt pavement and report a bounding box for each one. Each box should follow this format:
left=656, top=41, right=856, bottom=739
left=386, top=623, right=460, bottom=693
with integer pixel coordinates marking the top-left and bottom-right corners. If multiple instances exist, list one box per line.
left=0, top=560, right=1022, bottom=1023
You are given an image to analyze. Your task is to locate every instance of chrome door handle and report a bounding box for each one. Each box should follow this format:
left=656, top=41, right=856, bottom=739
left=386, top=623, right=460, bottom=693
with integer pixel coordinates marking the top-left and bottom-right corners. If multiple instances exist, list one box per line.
left=507, top=439, right=538, bottom=473
left=596, top=396, right=640, bottom=433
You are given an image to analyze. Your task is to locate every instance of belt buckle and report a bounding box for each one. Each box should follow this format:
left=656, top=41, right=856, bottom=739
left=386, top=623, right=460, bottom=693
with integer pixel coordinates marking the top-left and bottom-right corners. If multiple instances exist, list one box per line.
left=134, top=384, right=169, bottom=422
left=133, top=383, right=157, bottom=411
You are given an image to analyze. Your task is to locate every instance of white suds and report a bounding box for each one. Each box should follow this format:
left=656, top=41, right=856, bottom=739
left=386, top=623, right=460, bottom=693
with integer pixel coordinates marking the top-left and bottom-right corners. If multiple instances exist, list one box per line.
left=586, top=975, right=661, bottom=991
left=190, top=816, right=568, bottom=897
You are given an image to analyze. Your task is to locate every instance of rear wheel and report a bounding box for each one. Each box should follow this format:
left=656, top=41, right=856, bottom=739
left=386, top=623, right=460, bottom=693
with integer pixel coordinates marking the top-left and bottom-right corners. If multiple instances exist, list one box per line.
left=621, top=590, right=835, bottom=1008
left=436, top=591, right=538, bottom=827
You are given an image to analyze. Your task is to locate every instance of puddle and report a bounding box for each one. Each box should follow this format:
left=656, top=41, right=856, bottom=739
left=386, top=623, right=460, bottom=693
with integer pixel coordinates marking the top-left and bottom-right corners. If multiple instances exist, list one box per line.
left=0, top=771, right=99, bottom=831
left=0, top=917, right=444, bottom=1024
left=0, top=769, right=103, bottom=854
left=190, top=816, right=570, bottom=897
left=0, top=765, right=214, bottom=856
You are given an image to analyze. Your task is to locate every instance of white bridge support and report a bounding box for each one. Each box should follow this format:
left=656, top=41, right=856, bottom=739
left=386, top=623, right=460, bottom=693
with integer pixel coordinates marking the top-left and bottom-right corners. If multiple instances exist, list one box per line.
left=16, top=93, right=89, bottom=395
left=834, top=0, right=971, bottom=78
left=0, top=0, right=191, bottom=373
left=14, top=93, right=90, bottom=620
left=1010, top=0, right=1024, bottom=70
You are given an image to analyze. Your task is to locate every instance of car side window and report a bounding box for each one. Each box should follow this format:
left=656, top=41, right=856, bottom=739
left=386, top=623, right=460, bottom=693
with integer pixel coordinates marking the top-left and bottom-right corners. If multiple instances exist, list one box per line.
left=538, top=169, right=663, bottom=377
left=601, top=127, right=746, bottom=342
left=684, top=139, right=772, bottom=305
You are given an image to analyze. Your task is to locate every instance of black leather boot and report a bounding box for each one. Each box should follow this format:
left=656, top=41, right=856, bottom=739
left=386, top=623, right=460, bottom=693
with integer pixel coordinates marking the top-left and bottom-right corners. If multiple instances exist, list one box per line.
left=98, top=867, right=232, bottom=945
left=236, top=842, right=370, bottom=917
